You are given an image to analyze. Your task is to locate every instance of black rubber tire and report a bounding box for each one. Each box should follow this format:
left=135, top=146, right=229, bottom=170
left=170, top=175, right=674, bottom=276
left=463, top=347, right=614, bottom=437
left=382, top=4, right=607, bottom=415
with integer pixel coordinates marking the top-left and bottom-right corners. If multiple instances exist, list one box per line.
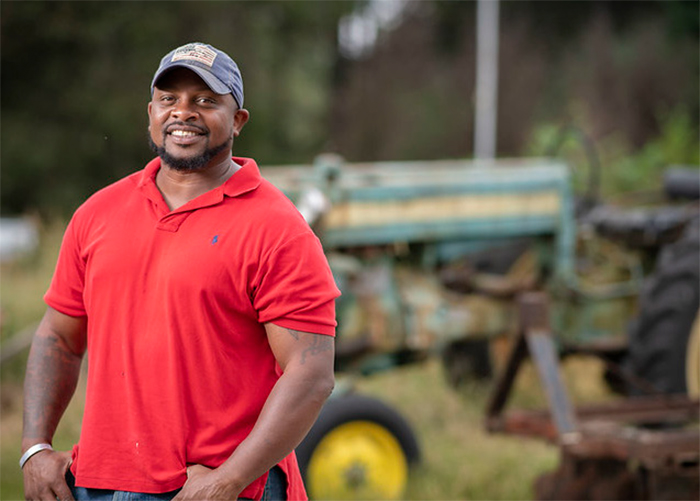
left=441, top=339, right=493, bottom=388
left=626, top=218, right=700, bottom=394
left=296, top=393, right=420, bottom=497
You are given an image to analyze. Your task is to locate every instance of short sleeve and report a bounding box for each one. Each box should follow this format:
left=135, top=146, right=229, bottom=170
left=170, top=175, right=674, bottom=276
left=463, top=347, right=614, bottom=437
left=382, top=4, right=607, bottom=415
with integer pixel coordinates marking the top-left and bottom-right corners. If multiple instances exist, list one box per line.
left=253, top=231, right=340, bottom=336
left=44, top=216, right=87, bottom=317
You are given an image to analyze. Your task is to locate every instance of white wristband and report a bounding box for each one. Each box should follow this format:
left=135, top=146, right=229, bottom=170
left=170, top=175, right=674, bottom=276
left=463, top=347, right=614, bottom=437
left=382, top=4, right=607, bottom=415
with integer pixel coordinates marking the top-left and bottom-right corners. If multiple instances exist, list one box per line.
left=19, top=443, right=53, bottom=469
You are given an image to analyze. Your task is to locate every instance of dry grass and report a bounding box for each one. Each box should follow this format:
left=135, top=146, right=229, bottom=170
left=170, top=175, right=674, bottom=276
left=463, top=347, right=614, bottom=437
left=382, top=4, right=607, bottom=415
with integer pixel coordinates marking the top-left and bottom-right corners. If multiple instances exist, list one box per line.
left=1, top=220, right=70, bottom=500
left=1, top=220, right=66, bottom=341
left=350, top=355, right=614, bottom=501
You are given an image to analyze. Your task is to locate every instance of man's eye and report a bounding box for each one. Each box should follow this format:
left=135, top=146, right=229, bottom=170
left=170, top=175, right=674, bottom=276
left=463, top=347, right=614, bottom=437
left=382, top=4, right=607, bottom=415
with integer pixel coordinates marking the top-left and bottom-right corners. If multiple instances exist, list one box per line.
left=197, top=97, right=215, bottom=105
left=160, top=96, right=175, bottom=103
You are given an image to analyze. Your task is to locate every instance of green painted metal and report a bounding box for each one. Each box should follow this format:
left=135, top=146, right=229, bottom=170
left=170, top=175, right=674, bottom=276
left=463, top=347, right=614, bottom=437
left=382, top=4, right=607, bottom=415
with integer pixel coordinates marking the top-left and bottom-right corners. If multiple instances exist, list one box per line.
left=321, top=216, right=561, bottom=248
left=263, top=156, right=577, bottom=283
left=261, top=155, right=639, bottom=374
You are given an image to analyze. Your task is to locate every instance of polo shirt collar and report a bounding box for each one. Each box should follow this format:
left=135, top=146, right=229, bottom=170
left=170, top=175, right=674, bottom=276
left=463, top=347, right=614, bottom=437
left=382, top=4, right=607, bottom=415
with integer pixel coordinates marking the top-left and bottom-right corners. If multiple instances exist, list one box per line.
left=224, top=157, right=263, bottom=198
left=137, top=156, right=262, bottom=210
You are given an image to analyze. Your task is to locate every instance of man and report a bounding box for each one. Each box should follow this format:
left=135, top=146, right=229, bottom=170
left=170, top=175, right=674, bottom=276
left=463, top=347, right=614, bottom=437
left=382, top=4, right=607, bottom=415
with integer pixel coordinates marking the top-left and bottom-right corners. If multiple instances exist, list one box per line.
left=21, top=42, right=340, bottom=500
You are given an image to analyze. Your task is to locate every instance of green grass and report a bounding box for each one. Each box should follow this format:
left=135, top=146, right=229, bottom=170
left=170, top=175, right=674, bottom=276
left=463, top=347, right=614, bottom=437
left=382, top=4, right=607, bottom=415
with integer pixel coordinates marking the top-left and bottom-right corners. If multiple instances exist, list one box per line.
left=1, top=220, right=66, bottom=341
left=1, top=220, right=70, bottom=500
left=0, top=220, right=615, bottom=500
left=348, top=354, right=613, bottom=501
left=352, top=362, right=558, bottom=500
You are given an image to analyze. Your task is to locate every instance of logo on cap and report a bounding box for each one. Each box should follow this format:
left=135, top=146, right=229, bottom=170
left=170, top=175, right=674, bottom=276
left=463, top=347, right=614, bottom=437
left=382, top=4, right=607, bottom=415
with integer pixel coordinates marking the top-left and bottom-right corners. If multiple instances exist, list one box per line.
left=171, top=44, right=217, bottom=68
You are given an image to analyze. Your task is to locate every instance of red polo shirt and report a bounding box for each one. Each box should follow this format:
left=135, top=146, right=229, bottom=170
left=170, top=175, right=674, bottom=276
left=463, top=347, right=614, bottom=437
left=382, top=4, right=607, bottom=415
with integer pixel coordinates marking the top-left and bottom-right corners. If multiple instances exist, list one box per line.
left=45, top=157, right=339, bottom=498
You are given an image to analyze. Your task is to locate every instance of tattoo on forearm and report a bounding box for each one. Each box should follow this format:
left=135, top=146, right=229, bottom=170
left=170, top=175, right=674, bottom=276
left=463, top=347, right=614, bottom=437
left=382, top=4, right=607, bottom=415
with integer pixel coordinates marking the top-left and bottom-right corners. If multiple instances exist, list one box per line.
left=286, top=329, right=333, bottom=365
left=23, top=334, right=82, bottom=443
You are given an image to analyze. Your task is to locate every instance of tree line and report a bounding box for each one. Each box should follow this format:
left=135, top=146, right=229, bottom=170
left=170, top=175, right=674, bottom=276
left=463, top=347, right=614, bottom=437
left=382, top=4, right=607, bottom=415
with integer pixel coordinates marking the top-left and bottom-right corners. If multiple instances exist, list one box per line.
left=2, top=1, right=697, bottom=217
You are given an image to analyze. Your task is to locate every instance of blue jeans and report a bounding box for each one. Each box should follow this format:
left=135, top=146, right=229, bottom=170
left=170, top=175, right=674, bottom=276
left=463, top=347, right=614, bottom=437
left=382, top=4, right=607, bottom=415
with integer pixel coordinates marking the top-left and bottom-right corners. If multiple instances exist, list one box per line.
left=66, top=466, right=287, bottom=501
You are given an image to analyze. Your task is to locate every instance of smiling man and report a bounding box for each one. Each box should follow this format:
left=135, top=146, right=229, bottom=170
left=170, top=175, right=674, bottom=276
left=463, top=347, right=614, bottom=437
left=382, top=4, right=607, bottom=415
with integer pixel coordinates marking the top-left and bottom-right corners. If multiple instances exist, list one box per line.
left=21, top=42, right=339, bottom=501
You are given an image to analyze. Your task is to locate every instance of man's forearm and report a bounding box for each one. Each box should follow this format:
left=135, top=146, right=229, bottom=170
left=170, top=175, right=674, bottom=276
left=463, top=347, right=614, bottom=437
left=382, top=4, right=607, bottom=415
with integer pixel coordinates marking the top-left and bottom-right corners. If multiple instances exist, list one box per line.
left=173, top=327, right=335, bottom=500
left=216, top=365, right=334, bottom=491
left=22, top=329, right=83, bottom=450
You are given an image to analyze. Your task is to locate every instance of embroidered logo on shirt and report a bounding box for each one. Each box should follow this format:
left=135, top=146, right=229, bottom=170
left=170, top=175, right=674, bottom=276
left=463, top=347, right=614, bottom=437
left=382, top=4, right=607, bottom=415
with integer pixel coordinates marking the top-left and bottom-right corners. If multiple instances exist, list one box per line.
left=211, top=235, right=219, bottom=245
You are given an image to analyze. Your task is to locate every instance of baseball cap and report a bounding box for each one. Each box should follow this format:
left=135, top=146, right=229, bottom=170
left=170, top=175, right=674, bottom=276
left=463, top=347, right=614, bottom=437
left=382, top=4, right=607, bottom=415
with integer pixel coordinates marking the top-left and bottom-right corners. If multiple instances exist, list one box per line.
left=151, top=42, right=244, bottom=109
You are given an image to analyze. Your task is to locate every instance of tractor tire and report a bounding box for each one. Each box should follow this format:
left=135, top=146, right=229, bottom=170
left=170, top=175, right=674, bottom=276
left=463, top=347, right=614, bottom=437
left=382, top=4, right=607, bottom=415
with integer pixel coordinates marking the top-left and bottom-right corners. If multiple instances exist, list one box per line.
left=296, top=393, right=420, bottom=500
left=441, top=339, right=493, bottom=388
left=626, top=219, right=700, bottom=395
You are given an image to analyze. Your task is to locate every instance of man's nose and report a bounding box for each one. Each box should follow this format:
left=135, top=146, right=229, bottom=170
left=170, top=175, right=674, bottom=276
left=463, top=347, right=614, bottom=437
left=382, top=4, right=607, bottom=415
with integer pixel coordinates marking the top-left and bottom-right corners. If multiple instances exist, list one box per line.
left=171, top=101, right=198, bottom=121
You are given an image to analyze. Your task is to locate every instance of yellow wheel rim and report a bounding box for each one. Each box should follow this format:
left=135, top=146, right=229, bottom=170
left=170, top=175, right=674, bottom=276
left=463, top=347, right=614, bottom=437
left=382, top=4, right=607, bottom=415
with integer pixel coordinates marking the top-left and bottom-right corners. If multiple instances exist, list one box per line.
left=686, top=311, right=700, bottom=396
left=306, top=421, right=408, bottom=500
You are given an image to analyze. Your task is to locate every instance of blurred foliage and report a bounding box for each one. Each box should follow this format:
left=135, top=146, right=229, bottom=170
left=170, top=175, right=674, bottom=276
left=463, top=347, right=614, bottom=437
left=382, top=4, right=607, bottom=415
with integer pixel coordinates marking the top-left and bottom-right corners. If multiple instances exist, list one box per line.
left=1, top=1, right=698, bottom=217
left=332, top=0, right=698, bottom=162
left=527, top=107, right=700, bottom=197
left=603, top=109, right=700, bottom=196
left=1, top=1, right=356, bottom=217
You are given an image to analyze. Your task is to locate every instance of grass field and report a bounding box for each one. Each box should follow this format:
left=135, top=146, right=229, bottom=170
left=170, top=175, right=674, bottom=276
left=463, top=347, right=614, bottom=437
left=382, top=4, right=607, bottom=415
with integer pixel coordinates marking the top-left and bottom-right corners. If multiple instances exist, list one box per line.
left=0, top=221, right=616, bottom=500
left=351, top=355, right=615, bottom=501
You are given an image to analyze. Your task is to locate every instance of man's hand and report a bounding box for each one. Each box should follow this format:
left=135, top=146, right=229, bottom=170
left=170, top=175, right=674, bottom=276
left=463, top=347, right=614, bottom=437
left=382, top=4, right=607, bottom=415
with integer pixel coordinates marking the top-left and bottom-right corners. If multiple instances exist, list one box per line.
left=173, top=324, right=334, bottom=500
left=22, top=449, right=74, bottom=501
left=172, top=465, right=242, bottom=501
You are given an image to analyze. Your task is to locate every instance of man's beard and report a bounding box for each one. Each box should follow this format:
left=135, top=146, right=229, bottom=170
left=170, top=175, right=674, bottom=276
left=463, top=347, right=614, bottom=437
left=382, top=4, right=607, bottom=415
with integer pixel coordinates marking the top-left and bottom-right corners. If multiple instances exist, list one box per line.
left=148, top=135, right=231, bottom=172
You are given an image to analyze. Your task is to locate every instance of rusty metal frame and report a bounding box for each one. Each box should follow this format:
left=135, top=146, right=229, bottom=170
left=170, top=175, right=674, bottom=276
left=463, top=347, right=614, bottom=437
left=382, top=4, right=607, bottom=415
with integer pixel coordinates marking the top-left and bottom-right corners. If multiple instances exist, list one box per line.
left=486, top=291, right=580, bottom=440
left=485, top=292, right=699, bottom=500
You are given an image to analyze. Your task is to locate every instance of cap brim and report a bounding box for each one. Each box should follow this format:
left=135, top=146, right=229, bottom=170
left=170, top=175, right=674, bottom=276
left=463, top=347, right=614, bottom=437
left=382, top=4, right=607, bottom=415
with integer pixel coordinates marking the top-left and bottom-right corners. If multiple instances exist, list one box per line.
left=152, top=63, right=230, bottom=95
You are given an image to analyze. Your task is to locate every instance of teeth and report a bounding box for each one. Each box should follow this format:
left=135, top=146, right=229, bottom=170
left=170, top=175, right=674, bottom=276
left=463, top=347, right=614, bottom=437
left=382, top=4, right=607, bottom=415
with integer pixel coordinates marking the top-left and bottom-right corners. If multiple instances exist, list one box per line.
left=171, top=130, right=198, bottom=137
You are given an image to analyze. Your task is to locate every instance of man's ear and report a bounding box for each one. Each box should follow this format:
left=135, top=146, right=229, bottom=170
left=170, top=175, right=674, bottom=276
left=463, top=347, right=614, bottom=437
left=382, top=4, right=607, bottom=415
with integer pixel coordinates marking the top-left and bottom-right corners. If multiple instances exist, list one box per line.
left=233, top=108, right=250, bottom=138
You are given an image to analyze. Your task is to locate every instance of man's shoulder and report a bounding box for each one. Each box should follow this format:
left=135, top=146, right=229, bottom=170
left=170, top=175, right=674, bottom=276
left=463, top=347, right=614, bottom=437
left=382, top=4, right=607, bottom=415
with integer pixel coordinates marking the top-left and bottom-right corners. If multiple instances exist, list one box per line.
left=251, top=177, right=307, bottom=222
left=73, top=170, right=144, bottom=218
left=90, top=169, right=143, bottom=201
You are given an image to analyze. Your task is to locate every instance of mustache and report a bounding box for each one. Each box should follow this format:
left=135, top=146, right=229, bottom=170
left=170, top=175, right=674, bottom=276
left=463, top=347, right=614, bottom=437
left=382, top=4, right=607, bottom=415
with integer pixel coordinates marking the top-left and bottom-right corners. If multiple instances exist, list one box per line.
left=164, top=122, right=208, bottom=135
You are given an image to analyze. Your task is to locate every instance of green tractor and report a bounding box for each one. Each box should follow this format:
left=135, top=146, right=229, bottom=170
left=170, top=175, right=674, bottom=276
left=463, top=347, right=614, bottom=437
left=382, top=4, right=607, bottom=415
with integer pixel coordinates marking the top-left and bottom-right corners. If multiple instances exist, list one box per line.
left=263, top=155, right=699, bottom=500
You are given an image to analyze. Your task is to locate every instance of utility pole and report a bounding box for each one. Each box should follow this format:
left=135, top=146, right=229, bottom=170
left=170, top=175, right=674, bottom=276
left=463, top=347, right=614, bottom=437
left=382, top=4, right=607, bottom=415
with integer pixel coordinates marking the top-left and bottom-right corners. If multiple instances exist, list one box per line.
left=474, top=0, right=500, bottom=161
